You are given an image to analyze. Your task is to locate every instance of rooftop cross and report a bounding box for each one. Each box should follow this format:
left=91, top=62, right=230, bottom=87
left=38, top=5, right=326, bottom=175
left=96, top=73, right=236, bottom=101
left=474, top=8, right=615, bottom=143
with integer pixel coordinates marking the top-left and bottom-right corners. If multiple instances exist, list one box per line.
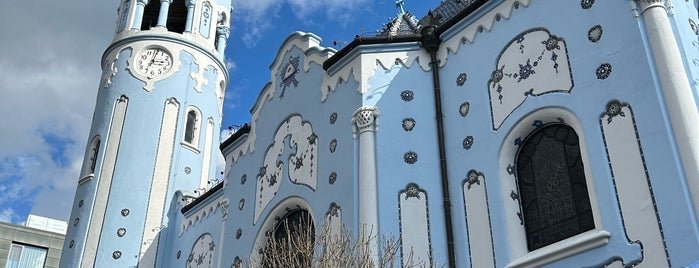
left=395, top=0, right=406, bottom=15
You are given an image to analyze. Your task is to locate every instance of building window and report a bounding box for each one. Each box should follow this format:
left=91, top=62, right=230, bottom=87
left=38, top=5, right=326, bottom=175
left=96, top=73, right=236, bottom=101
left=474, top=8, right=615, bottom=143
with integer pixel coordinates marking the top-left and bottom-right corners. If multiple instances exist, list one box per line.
left=167, top=0, right=186, bottom=33
left=515, top=124, right=594, bottom=251
left=262, top=209, right=314, bottom=267
left=6, top=243, right=48, bottom=268
left=88, top=137, right=100, bottom=174
left=183, top=107, right=201, bottom=147
left=140, top=0, right=160, bottom=30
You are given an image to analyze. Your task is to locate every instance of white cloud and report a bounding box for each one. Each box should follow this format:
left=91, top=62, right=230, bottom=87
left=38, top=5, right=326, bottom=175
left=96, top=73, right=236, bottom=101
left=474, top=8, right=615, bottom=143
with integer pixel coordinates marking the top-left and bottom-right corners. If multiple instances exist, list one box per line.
left=0, top=1, right=117, bottom=221
left=225, top=59, right=237, bottom=72
left=0, top=208, right=18, bottom=224
left=231, top=0, right=371, bottom=47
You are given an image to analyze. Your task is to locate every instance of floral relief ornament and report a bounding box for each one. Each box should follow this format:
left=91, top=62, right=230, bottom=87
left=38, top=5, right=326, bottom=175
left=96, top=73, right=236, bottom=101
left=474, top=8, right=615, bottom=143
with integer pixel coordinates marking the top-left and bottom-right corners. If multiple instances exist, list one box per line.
left=588, top=25, right=603, bottom=42
left=581, top=0, right=594, bottom=9
left=596, top=63, right=612, bottom=79
left=456, top=73, right=467, bottom=86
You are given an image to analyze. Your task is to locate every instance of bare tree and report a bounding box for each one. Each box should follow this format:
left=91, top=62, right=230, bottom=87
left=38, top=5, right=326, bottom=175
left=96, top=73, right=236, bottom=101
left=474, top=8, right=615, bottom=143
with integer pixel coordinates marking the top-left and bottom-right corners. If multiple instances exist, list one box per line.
left=251, top=219, right=404, bottom=268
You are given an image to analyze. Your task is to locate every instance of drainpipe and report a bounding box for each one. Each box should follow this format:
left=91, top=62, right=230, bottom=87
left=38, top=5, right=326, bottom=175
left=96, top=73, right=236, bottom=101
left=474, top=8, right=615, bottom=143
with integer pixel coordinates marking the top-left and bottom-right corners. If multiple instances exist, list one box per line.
left=421, top=24, right=456, bottom=268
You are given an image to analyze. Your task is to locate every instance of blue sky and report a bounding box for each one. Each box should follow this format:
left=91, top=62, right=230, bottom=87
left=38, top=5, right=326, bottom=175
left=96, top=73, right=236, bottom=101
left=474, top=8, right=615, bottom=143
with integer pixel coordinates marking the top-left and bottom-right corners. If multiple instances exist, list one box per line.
left=0, top=0, right=440, bottom=224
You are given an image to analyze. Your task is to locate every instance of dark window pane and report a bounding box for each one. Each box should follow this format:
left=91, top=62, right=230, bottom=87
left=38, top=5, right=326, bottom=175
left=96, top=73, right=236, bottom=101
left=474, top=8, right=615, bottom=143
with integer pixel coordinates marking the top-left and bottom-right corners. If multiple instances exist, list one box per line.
left=516, top=124, right=594, bottom=250
left=184, top=110, right=196, bottom=143
left=167, top=0, right=187, bottom=33
left=141, top=1, right=160, bottom=30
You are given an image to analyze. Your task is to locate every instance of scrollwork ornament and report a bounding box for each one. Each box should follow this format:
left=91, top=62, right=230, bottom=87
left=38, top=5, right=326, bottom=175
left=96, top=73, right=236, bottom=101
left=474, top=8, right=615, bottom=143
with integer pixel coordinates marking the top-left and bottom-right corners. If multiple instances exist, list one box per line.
left=220, top=199, right=230, bottom=219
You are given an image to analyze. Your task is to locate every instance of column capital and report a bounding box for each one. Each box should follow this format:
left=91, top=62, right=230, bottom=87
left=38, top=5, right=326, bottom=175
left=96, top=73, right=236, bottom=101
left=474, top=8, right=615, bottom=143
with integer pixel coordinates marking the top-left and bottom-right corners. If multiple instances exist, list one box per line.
left=160, top=0, right=173, bottom=3
left=352, top=106, right=380, bottom=133
left=186, top=0, right=197, bottom=7
left=216, top=26, right=230, bottom=39
left=635, top=0, right=665, bottom=13
left=137, top=0, right=149, bottom=5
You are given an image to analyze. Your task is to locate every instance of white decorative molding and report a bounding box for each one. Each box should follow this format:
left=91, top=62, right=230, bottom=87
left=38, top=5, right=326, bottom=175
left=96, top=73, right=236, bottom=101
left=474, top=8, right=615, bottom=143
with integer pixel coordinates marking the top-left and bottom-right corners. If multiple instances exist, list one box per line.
left=254, top=115, right=318, bottom=223
left=189, top=63, right=209, bottom=93
left=635, top=0, right=666, bottom=14
left=600, top=101, right=668, bottom=267
left=325, top=202, right=342, bottom=240
left=438, top=0, right=532, bottom=67
left=82, top=95, right=128, bottom=268
left=462, top=170, right=494, bottom=268
left=101, top=53, right=120, bottom=89
left=179, top=196, right=226, bottom=236
left=199, top=118, right=215, bottom=189
left=488, top=28, right=573, bottom=130
left=323, top=47, right=431, bottom=102
left=225, top=32, right=333, bottom=161
left=78, top=174, right=94, bottom=185
left=140, top=97, right=179, bottom=266
left=399, top=183, right=433, bottom=267
left=505, top=230, right=611, bottom=268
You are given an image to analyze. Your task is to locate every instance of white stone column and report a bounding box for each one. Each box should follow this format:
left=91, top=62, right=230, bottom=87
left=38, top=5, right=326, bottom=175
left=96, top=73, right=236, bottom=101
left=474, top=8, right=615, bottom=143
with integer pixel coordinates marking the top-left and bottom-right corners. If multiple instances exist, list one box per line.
left=184, top=0, right=196, bottom=32
left=216, top=26, right=230, bottom=59
left=636, top=0, right=699, bottom=220
left=352, top=106, right=380, bottom=265
left=133, top=0, right=149, bottom=30
left=156, top=0, right=173, bottom=28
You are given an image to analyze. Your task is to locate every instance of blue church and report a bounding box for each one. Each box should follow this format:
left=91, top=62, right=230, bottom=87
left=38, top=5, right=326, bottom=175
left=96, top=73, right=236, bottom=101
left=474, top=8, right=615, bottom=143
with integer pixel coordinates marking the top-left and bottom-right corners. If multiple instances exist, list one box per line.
left=60, top=0, right=699, bottom=267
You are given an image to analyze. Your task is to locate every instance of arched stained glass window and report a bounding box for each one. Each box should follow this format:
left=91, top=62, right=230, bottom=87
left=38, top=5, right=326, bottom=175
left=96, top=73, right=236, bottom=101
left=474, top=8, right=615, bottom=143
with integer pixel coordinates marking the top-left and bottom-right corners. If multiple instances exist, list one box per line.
left=516, top=124, right=594, bottom=251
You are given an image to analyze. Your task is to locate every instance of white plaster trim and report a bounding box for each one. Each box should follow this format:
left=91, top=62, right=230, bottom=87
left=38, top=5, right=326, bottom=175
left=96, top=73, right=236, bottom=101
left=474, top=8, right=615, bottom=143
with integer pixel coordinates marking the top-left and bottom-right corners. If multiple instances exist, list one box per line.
left=601, top=105, right=668, bottom=267
left=254, top=115, right=318, bottom=223
left=438, top=0, right=531, bottom=67
left=179, top=196, right=226, bottom=236
left=199, top=118, right=215, bottom=190
left=497, top=107, right=605, bottom=263
left=78, top=174, right=94, bottom=185
left=462, top=172, right=495, bottom=268
left=107, top=39, right=227, bottom=107
left=139, top=98, right=179, bottom=266
left=399, top=185, right=432, bottom=267
left=82, top=96, right=128, bottom=268
left=181, top=141, right=202, bottom=154
left=322, top=47, right=431, bottom=102
left=505, top=229, right=611, bottom=268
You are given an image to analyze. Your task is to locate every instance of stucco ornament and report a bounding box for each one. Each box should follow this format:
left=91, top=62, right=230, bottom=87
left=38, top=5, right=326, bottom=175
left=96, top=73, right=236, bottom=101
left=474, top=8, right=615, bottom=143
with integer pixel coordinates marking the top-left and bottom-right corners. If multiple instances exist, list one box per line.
left=254, top=115, right=317, bottom=222
left=488, top=28, right=573, bottom=130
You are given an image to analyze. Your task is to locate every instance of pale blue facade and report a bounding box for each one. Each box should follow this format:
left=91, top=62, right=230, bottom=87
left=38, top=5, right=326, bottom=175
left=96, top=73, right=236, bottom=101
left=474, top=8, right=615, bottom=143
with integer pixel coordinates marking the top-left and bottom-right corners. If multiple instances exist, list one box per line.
left=62, top=0, right=699, bottom=267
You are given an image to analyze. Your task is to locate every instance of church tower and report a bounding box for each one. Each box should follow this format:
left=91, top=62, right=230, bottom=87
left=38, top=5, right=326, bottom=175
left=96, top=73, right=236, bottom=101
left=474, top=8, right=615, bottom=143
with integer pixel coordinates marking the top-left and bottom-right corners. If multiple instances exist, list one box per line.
left=60, top=0, right=232, bottom=267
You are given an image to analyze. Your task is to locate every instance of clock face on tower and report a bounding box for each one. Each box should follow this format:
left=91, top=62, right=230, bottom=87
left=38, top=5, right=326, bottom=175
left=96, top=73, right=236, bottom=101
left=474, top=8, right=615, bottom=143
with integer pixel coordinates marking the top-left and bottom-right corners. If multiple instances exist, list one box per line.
left=134, top=47, right=173, bottom=79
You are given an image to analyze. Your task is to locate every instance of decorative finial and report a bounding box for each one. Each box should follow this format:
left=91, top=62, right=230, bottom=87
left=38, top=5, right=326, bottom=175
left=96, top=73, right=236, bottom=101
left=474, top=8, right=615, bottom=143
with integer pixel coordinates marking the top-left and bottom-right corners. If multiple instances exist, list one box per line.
left=395, top=0, right=406, bottom=15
